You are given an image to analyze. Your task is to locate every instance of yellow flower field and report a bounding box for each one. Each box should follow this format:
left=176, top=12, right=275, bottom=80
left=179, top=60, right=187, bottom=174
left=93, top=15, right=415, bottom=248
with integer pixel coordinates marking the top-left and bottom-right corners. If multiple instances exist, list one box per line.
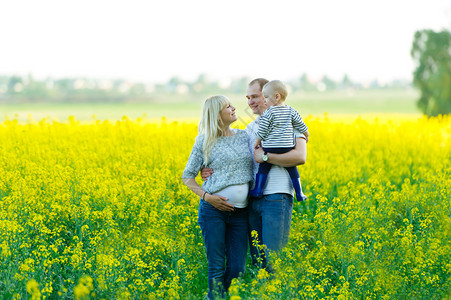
left=0, top=115, right=450, bottom=299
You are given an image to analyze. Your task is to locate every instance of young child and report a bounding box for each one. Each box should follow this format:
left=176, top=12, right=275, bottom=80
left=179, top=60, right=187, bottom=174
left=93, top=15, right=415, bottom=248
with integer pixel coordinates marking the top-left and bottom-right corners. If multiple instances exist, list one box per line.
left=249, top=80, right=309, bottom=201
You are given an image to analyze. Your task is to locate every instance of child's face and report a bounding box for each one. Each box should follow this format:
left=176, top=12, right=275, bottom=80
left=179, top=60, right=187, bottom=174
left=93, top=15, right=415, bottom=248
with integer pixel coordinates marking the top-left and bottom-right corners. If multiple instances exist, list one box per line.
left=262, top=87, right=278, bottom=106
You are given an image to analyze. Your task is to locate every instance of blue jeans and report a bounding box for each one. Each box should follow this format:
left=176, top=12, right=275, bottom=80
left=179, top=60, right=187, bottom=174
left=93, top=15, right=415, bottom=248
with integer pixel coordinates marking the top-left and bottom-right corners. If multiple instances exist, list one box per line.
left=248, top=193, right=293, bottom=269
left=198, top=199, right=248, bottom=299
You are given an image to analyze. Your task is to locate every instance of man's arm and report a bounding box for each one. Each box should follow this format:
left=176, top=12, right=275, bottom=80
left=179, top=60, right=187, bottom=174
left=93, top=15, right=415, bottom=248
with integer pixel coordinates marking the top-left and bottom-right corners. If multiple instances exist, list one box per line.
left=200, top=167, right=213, bottom=181
left=254, top=137, right=306, bottom=167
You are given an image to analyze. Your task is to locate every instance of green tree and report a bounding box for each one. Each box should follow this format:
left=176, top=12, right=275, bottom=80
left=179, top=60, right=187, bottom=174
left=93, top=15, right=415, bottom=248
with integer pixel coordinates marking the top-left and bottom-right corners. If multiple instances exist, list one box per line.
left=340, top=74, right=353, bottom=89
left=230, top=76, right=250, bottom=94
left=166, top=76, right=182, bottom=93
left=7, top=76, right=23, bottom=94
left=298, top=73, right=315, bottom=91
left=22, top=74, right=51, bottom=100
left=321, top=75, right=336, bottom=90
left=411, top=29, right=451, bottom=116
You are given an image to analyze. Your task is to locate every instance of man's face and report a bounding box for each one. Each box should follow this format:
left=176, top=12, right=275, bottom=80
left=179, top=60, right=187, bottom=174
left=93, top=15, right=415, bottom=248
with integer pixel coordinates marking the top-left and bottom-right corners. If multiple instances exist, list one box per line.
left=246, top=83, right=267, bottom=115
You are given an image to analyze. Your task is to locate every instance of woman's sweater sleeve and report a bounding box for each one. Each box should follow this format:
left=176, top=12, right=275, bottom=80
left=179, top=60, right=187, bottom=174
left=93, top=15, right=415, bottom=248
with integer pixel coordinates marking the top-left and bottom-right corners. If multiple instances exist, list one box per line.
left=182, top=136, right=204, bottom=178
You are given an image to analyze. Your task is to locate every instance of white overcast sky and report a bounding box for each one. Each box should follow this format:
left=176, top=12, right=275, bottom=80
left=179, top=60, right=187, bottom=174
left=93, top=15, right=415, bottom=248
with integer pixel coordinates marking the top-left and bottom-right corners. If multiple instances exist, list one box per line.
left=1, top=0, right=450, bottom=84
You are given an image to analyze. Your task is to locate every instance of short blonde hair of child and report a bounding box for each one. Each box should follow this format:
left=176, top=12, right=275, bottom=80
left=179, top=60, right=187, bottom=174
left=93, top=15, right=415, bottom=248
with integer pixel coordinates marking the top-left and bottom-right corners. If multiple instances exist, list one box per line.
left=263, top=80, right=288, bottom=101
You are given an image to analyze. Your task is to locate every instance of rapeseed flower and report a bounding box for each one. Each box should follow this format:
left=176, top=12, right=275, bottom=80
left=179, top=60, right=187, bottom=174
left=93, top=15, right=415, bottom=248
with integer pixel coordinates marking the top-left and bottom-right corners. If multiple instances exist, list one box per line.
left=0, top=115, right=448, bottom=299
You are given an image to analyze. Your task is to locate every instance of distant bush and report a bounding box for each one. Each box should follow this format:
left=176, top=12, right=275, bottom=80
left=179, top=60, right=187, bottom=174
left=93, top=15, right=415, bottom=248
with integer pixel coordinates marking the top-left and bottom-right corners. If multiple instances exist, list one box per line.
left=411, top=29, right=451, bottom=116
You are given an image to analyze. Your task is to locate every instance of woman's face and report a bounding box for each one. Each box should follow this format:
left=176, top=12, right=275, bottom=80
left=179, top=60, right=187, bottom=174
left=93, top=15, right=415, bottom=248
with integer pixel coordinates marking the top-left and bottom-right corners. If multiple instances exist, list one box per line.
left=220, top=102, right=237, bottom=125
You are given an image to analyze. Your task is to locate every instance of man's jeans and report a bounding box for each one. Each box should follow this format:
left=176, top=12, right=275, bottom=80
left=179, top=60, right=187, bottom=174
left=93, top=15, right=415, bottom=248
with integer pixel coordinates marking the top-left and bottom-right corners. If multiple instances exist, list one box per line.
left=198, top=199, right=248, bottom=299
left=248, top=193, right=294, bottom=269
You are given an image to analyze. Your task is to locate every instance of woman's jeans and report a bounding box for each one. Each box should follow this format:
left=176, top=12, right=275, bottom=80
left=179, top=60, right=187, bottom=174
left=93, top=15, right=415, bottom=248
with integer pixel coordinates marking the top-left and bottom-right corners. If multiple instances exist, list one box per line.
left=248, top=193, right=294, bottom=270
left=198, top=199, right=248, bottom=299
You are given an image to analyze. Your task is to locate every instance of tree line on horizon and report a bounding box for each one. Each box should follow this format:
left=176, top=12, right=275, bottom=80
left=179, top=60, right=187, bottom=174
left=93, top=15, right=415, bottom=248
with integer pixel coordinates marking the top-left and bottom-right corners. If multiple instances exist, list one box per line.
left=0, top=73, right=410, bottom=104
left=1, top=29, right=449, bottom=116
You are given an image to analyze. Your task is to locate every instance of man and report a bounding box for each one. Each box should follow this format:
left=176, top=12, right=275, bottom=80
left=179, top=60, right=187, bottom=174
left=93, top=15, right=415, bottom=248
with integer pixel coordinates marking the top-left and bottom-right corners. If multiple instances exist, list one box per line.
left=202, top=78, right=307, bottom=270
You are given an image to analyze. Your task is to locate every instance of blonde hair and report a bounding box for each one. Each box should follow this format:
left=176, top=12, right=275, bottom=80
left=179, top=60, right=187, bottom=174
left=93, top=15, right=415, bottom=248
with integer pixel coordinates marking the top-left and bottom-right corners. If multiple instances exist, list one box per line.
left=263, top=80, right=288, bottom=101
left=199, top=95, right=230, bottom=165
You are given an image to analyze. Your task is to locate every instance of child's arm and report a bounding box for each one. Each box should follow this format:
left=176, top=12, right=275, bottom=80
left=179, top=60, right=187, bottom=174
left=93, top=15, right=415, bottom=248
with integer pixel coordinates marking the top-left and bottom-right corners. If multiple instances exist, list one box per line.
left=256, top=109, right=273, bottom=142
left=291, top=108, right=308, bottom=136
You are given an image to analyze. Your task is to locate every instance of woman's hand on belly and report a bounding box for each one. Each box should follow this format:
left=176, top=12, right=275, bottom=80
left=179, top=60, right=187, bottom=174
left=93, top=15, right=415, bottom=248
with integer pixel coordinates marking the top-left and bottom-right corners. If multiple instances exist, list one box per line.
left=205, top=194, right=235, bottom=212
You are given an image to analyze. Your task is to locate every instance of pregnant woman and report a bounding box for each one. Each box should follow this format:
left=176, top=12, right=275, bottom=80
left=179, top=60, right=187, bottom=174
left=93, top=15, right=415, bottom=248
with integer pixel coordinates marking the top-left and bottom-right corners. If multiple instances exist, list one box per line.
left=182, top=95, right=253, bottom=299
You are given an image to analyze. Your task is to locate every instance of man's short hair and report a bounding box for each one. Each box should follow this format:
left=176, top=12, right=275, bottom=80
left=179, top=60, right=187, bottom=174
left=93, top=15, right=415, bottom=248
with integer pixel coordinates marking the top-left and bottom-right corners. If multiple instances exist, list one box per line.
left=248, top=78, right=269, bottom=91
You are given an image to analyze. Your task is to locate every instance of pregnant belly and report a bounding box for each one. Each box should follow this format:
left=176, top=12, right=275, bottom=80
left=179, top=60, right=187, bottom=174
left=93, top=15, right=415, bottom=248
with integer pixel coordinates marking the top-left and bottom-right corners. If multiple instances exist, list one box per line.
left=213, top=183, right=249, bottom=208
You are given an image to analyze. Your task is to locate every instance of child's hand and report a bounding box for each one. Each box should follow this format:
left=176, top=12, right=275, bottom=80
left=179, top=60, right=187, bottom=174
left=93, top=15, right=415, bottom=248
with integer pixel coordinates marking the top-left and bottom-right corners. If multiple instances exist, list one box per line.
left=254, top=139, right=262, bottom=150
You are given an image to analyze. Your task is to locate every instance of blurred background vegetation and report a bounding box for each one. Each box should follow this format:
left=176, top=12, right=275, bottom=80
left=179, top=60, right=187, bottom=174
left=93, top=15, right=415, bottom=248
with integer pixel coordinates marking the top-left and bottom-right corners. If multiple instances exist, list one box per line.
left=0, top=72, right=418, bottom=121
left=411, top=29, right=451, bottom=116
left=0, top=29, right=449, bottom=121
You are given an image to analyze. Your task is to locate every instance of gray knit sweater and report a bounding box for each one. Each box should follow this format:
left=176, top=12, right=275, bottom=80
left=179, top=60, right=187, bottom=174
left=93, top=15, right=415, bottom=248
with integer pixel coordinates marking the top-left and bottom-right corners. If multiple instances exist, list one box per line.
left=182, top=129, right=253, bottom=194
